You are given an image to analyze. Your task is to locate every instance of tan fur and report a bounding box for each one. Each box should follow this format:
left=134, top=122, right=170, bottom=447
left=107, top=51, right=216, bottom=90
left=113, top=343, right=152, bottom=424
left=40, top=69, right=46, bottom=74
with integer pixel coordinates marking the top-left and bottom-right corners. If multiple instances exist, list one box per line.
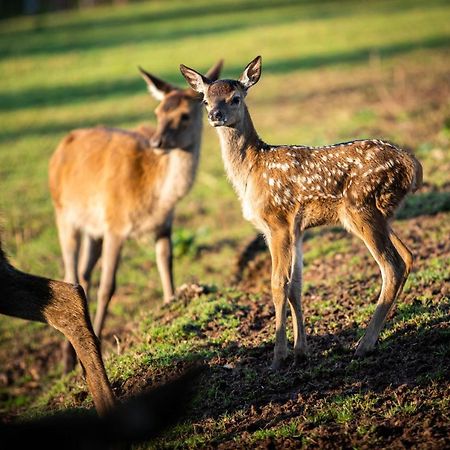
left=50, top=61, right=223, bottom=372
left=181, top=56, right=422, bottom=369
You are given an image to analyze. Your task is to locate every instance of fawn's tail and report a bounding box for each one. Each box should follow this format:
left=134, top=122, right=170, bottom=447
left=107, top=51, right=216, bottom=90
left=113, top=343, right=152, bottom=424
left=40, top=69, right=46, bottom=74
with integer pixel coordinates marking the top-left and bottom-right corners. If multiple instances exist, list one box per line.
left=410, top=154, right=423, bottom=193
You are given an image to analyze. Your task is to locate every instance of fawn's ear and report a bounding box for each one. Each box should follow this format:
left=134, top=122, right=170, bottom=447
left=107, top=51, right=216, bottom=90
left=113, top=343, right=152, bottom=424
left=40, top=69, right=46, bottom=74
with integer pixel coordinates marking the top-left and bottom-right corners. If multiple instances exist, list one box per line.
left=238, top=56, right=262, bottom=90
left=205, top=59, right=224, bottom=82
left=138, top=67, right=177, bottom=101
left=180, top=64, right=211, bottom=94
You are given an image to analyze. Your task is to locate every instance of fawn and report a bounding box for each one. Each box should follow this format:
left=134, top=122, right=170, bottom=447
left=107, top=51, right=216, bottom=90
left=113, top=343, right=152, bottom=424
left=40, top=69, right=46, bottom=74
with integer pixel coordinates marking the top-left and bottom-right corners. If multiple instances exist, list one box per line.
left=0, top=240, right=115, bottom=415
left=180, top=56, right=422, bottom=369
left=49, top=60, right=223, bottom=371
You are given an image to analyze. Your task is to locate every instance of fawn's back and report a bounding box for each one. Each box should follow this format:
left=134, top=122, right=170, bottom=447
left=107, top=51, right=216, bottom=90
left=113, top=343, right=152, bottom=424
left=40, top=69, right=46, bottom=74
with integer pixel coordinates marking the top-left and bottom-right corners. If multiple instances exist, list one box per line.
left=248, top=138, right=422, bottom=229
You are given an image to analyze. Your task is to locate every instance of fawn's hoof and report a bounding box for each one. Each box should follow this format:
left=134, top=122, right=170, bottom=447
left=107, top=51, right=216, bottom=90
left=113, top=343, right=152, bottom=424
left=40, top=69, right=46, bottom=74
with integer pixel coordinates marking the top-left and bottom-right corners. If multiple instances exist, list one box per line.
left=293, top=350, right=308, bottom=366
left=354, top=339, right=376, bottom=358
left=270, top=354, right=289, bottom=371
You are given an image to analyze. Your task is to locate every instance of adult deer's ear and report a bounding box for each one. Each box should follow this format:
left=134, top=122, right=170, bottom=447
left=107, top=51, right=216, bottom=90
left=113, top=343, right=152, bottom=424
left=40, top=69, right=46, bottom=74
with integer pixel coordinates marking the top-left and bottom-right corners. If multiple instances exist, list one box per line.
left=238, top=56, right=262, bottom=90
left=205, top=59, right=224, bottom=82
left=180, top=64, right=211, bottom=94
left=138, top=67, right=177, bottom=100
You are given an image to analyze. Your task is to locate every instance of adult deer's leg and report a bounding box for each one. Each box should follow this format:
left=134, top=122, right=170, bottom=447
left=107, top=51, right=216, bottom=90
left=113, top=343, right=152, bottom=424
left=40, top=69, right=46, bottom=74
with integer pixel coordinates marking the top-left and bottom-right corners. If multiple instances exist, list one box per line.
left=45, top=281, right=116, bottom=416
left=93, top=232, right=123, bottom=338
left=155, top=223, right=175, bottom=304
left=344, top=208, right=407, bottom=356
left=56, top=214, right=81, bottom=285
left=78, top=234, right=103, bottom=301
left=0, top=254, right=115, bottom=416
left=56, top=214, right=82, bottom=372
left=267, top=225, right=293, bottom=370
left=287, top=231, right=308, bottom=363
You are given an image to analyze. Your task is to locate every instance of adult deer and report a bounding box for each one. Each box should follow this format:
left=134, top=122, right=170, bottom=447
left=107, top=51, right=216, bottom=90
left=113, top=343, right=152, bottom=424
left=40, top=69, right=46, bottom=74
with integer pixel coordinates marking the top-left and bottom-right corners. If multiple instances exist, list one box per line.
left=49, top=60, right=223, bottom=371
left=180, top=56, right=422, bottom=370
left=0, top=241, right=115, bottom=416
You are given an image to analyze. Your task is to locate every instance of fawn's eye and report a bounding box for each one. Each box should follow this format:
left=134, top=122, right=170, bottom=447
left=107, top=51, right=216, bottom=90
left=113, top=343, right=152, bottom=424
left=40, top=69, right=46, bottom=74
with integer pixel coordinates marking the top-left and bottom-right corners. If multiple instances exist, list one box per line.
left=231, top=96, right=240, bottom=105
left=180, top=113, right=190, bottom=122
left=203, top=99, right=208, bottom=106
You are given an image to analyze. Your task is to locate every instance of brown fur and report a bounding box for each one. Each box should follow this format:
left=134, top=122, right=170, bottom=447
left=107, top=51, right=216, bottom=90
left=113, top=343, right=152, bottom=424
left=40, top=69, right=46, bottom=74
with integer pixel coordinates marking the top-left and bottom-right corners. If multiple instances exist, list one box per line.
left=181, top=56, right=422, bottom=369
left=0, top=242, right=115, bottom=416
left=49, top=61, right=223, bottom=372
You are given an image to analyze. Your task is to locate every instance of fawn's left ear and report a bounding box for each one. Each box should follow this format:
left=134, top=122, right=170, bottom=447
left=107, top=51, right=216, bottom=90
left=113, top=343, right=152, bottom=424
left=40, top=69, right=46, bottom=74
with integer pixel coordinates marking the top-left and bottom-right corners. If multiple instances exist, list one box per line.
left=180, top=65, right=211, bottom=94
left=238, top=56, right=262, bottom=90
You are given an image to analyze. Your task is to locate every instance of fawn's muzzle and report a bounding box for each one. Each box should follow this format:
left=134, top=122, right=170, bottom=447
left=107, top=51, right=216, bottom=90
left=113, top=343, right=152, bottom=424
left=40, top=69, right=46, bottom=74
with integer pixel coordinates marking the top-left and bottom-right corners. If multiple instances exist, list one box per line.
left=208, top=109, right=226, bottom=126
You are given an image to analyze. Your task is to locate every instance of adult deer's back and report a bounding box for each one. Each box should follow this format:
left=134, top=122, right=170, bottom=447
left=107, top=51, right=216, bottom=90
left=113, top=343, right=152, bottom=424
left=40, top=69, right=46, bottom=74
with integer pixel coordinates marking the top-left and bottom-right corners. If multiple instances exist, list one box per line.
left=49, top=61, right=222, bottom=371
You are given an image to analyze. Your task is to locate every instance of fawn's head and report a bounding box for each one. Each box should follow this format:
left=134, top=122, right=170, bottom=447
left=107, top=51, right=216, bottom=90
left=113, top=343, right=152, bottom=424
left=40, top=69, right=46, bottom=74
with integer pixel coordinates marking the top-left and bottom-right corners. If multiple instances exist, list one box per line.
left=139, top=60, right=223, bottom=149
left=180, top=56, right=262, bottom=128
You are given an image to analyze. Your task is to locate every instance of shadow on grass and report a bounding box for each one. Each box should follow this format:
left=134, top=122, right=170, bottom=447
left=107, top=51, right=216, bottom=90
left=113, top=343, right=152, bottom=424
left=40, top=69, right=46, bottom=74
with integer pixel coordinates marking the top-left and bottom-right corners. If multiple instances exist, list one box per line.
left=3, top=0, right=447, bottom=58
left=3, top=0, right=430, bottom=58
left=121, top=295, right=448, bottom=447
left=0, top=1, right=307, bottom=59
left=397, top=189, right=450, bottom=219
left=2, top=33, right=449, bottom=114
left=1, top=0, right=302, bottom=41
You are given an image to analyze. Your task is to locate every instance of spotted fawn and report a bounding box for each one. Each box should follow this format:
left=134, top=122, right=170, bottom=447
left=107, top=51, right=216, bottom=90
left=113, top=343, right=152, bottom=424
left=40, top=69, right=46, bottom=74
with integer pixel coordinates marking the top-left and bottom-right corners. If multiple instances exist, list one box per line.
left=181, top=56, right=422, bottom=370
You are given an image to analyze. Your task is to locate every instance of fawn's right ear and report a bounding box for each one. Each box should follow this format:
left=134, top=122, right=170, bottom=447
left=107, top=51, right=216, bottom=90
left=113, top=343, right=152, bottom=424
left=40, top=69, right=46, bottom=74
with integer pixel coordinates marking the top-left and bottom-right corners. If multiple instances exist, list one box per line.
left=138, top=67, right=177, bottom=101
left=180, top=65, right=211, bottom=94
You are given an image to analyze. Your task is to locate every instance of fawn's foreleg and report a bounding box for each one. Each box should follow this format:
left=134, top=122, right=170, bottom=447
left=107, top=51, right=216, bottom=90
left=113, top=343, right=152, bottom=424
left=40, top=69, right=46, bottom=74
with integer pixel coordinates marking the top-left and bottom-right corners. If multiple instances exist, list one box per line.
left=267, top=226, right=293, bottom=370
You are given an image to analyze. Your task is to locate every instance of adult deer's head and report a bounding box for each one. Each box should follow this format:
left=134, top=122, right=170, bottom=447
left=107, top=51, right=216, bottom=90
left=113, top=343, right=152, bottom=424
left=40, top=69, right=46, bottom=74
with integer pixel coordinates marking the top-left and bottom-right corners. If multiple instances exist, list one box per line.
left=180, top=56, right=261, bottom=128
left=139, top=59, right=223, bottom=149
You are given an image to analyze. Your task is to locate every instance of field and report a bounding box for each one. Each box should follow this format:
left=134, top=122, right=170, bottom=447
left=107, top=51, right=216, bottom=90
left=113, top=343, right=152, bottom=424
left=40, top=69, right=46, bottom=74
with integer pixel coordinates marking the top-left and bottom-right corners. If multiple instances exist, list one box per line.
left=0, top=0, right=449, bottom=448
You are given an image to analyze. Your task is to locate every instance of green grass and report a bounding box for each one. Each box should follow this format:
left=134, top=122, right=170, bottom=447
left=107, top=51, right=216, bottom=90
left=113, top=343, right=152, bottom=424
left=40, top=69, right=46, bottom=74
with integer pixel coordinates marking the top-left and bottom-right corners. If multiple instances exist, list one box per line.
left=1, top=0, right=450, bottom=446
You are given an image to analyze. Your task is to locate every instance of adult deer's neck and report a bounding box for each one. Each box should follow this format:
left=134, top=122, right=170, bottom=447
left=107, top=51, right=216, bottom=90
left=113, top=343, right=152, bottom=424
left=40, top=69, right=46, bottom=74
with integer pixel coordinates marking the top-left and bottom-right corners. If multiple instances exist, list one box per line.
left=215, top=105, right=263, bottom=198
left=160, top=106, right=203, bottom=203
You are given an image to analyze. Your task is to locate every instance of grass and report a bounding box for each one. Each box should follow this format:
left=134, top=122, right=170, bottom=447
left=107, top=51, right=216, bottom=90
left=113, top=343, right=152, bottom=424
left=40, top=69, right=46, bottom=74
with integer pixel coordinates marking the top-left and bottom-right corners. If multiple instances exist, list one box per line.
left=0, top=0, right=449, bottom=447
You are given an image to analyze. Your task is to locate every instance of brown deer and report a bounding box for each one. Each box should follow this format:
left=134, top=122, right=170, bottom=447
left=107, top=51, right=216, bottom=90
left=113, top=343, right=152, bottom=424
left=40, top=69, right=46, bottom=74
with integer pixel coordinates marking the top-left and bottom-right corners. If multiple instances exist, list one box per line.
left=0, top=240, right=115, bottom=416
left=180, top=56, right=423, bottom=370
left=49, top=60, right=223, bottom=372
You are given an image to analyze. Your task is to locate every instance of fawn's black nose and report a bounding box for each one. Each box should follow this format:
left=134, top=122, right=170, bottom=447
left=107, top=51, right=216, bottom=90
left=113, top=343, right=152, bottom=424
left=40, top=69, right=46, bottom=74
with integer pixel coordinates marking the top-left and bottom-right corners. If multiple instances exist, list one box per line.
left=209, top=109, right=224, bottom=124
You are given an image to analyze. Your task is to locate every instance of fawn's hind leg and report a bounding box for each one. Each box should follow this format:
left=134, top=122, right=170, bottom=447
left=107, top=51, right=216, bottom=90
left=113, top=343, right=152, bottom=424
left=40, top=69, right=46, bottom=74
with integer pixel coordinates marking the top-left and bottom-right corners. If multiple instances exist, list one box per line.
left=342, top=208, right=407, bottom=356
left=287, top=231, right=308, bottom=363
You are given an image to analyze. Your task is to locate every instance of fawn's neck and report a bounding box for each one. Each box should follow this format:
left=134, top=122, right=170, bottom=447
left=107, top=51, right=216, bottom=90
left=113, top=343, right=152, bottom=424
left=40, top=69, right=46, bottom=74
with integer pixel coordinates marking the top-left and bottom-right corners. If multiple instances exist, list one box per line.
left=215, top=105, right=263, bottom=199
